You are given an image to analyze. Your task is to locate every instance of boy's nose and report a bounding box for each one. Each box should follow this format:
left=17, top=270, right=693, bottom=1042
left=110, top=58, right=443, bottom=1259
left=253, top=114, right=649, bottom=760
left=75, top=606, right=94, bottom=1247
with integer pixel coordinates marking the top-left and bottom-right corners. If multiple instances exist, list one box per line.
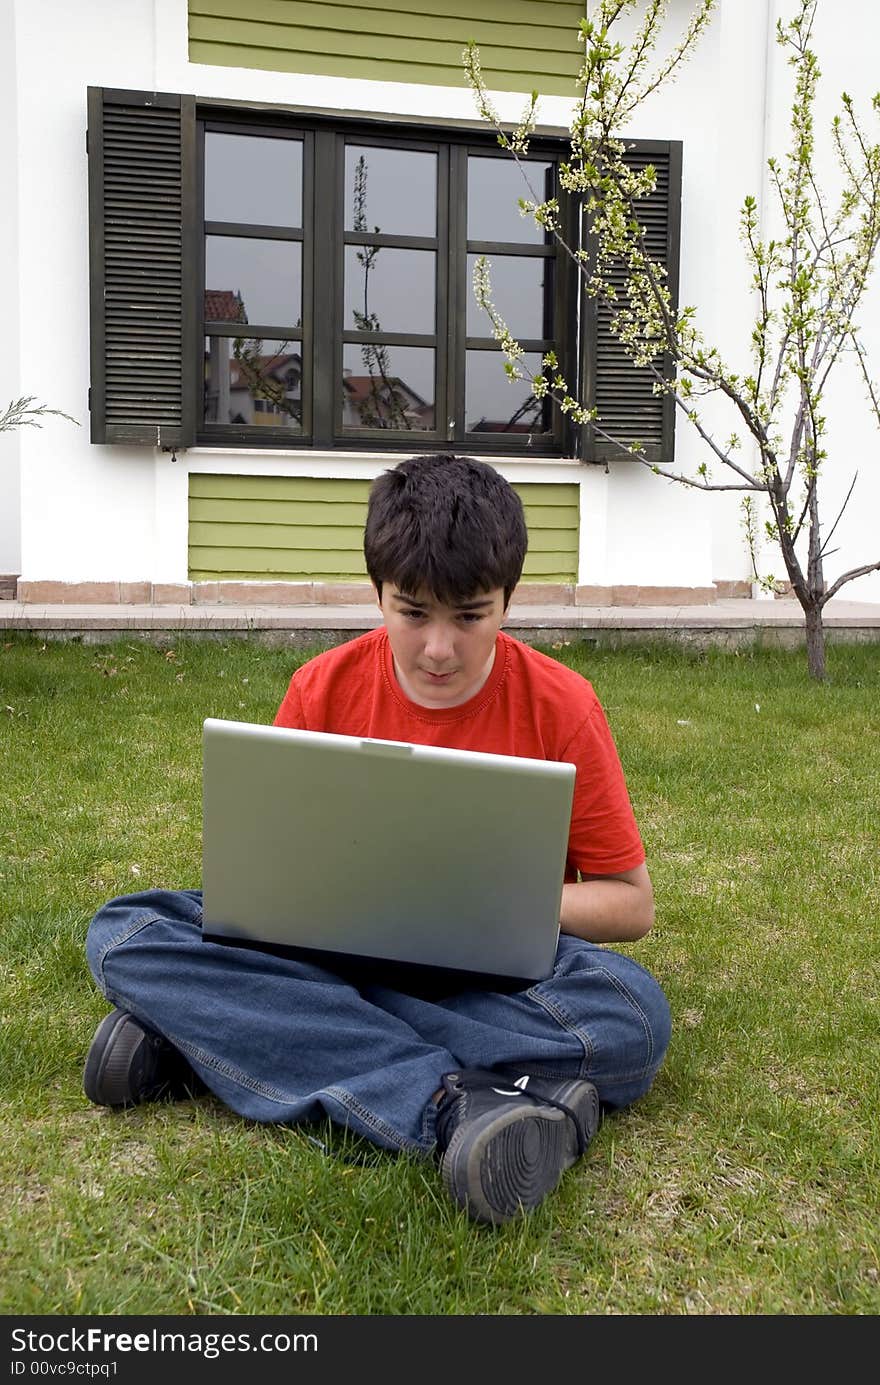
left=423, top=624, right=456, bottom=662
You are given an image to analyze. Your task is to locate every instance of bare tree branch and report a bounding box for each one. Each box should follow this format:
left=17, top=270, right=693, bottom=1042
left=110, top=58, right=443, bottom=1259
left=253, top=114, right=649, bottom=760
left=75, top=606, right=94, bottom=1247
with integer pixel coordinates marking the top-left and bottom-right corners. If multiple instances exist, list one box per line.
left=822, top=558, right=880, bottom=605
left=818, top=471, right=859, bottom=558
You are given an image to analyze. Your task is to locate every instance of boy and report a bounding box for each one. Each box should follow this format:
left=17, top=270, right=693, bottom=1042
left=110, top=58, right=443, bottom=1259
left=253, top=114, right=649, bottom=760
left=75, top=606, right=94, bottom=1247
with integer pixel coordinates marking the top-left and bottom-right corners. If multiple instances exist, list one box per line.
left=83, top=454, right=670, bottom=1226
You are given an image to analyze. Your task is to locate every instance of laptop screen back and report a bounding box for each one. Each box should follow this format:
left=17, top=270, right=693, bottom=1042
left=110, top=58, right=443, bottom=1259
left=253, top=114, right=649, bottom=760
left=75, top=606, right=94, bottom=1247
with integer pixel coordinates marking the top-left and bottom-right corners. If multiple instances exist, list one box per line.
left=201, top=718, right=575, bottom=981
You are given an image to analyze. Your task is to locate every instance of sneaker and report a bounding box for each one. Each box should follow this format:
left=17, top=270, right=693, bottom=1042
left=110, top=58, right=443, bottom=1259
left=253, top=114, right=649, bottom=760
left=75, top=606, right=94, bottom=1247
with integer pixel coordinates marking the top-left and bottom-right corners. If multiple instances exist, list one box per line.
left=435, top=1068, right=600, bottom=1226
left=83, top=1009, right=203, bottom=1108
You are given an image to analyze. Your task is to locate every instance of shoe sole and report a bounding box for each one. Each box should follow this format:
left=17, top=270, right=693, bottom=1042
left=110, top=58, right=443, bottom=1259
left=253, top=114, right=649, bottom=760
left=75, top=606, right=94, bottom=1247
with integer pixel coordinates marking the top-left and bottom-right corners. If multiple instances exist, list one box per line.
left=83, top=1010, right=148, bottom=1107
left=440, top=1082, right=600, bottom=1226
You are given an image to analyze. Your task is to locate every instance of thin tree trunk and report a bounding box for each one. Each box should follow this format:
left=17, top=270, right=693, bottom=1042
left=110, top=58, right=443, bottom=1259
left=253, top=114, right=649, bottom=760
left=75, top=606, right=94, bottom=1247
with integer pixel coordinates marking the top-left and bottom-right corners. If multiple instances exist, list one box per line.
left=803, top=600, right=826, bottom=681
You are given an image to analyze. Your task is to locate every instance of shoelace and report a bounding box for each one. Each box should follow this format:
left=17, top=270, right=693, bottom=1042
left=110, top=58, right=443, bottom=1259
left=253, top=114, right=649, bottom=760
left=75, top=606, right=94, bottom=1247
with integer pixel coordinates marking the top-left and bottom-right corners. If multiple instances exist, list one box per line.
left=439, top=1072, right=590, bottom=1159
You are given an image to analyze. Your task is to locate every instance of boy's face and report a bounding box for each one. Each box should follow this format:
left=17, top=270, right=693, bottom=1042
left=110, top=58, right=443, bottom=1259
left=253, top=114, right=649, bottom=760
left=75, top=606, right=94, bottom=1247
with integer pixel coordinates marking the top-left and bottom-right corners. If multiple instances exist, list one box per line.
left=377, top=584, right=508, bottom=709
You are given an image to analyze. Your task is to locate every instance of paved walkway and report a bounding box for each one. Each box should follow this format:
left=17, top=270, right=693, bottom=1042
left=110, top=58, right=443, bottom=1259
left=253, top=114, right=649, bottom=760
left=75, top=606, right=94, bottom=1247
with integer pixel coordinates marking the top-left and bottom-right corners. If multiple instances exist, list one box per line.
left=3, top=596, right=879, bottom=647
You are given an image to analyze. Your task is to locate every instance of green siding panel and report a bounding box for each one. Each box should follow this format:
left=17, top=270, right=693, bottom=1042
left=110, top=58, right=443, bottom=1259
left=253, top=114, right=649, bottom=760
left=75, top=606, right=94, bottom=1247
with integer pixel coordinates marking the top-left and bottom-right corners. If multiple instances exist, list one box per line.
left=188, top=475, right=579, bottom=582
left=190, top=498, right=369, bottom=525
left=189, top=521, right=367, bottom=550
left=190, top=546, right=367, bottom=576
left=188, top=474, right=371, bottom=502
left=188, top=0, right=585, bottom=95
left=189, top=519, right=575, bottom=553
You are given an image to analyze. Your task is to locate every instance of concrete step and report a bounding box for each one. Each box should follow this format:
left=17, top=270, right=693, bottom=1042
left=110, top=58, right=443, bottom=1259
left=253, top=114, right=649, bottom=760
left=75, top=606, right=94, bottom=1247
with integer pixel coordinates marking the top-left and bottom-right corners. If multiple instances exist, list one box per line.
left=2, top=598, right=878, bottom=650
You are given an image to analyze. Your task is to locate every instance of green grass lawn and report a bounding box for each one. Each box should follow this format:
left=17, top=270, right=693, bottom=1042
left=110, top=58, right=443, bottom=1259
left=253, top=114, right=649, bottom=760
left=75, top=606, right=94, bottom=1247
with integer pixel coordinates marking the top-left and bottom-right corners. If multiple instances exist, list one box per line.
left=1, top=634, right=878, bottom=1315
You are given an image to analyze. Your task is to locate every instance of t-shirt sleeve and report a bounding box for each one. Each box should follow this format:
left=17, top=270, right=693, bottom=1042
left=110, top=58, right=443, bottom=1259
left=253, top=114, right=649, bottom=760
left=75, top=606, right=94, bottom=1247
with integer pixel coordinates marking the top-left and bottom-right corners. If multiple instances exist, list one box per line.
left=273, top=672, right=307, bottom=729
left=563, top=699, right=645, bottom=875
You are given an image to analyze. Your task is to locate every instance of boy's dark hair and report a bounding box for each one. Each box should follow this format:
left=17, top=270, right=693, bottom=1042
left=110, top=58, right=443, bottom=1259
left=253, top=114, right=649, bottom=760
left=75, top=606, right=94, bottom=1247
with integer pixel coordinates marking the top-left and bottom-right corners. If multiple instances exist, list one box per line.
left=364, top=454, right=528, bottom=607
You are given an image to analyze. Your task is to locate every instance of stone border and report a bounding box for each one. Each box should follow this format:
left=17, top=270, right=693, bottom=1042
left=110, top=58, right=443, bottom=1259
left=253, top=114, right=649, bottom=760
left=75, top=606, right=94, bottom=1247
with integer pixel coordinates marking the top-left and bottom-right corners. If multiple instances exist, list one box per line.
left=13, top=579, right=749, bottom=607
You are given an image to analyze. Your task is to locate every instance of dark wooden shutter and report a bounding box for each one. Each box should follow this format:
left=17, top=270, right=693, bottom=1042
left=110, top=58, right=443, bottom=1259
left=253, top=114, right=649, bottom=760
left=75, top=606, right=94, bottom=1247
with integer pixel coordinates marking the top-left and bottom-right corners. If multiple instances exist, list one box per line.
left=87, top=88, right=197, bottom=446
left=582, top=140, right=682, bottom=464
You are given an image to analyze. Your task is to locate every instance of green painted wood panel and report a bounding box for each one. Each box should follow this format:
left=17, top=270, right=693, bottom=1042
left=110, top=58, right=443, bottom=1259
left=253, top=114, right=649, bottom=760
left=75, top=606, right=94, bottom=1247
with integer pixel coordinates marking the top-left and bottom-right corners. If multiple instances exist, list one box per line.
left=189, top=519, right=576, bottom=552
left=190, top=496, right=576, bottom=528
left=189, top=521, right=367, bottom=550
left=189, top=474, right=371, bottom=502
left=191, top=498, right=369, bottom=525
left=188, top=474, right=579, bottom=582
left=189, top=546, right=368, bottom=579
left=188, top=0, right=585, bottom=96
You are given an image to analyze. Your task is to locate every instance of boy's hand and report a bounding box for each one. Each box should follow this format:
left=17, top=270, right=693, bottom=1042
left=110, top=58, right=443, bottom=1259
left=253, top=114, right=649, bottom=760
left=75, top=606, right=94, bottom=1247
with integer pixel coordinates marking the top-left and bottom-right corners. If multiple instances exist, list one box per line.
left=559, top=863, right=654, bottom=943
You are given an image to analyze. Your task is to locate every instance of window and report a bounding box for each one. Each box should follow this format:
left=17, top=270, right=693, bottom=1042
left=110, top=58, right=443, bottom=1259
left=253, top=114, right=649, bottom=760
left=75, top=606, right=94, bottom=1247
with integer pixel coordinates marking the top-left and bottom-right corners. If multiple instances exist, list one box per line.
left=203, top=128, right=306, bottom=436
left=87, top=89, right=680, bottom=462
left=198, top=120, right=571, bottom=451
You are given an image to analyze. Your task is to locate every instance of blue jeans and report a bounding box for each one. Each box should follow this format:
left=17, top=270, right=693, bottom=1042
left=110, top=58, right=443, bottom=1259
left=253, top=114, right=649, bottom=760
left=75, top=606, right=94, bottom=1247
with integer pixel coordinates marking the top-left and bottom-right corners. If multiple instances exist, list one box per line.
left=85, top=889, right=671, bottom=1154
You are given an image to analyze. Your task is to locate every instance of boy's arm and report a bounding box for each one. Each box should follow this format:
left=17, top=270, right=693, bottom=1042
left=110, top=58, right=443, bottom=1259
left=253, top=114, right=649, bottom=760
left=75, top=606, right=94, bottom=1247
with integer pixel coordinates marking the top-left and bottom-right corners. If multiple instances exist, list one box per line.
left=273, top=675, right=306, bottom=729
left=559, top=862, right=654, bottom=943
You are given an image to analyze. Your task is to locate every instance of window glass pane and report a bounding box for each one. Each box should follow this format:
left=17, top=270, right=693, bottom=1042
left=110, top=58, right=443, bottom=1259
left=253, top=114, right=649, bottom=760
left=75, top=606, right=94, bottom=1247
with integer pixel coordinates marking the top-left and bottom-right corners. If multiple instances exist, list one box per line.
left=345, top=146, right=437, bottom=237
left=467, top=254, right=554, bottom=340
left=465, top=351, right=551, bottom=435
left=344, top=247, right=435, bottom=334
left=206, top=236, right=301, bottom=328
left=205, top=133, right=302, bottom=226
left=467, top=157, right=552, bottom=243
left=342, top=345, right=434, bottom=430
left=204, top=336, right=303, bottom=430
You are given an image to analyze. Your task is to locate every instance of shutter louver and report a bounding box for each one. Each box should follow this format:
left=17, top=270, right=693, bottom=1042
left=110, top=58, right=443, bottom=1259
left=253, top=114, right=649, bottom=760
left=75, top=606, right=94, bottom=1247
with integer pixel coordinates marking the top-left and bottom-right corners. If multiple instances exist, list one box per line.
left=585, top=140, right=681, bottom=464
left=88, top=89, right=195, bottom=446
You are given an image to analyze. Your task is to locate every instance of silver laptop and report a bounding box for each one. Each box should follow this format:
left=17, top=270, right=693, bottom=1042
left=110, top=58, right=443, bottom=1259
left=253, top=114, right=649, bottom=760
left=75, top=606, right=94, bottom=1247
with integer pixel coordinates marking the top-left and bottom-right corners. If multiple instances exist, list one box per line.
left=201, top=718, right=575, bottom=982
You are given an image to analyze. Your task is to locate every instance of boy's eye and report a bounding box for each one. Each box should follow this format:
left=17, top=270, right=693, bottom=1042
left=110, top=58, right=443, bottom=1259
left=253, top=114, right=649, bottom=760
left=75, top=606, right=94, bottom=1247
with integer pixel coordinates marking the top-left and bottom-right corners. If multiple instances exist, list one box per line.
left=396, top=607, right=483, bottom=623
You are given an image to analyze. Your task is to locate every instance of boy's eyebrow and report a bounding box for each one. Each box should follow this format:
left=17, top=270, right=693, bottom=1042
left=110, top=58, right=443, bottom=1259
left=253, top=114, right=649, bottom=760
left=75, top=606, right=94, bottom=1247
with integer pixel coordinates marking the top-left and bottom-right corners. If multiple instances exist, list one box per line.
left=392, top=594, right=496, bottom=612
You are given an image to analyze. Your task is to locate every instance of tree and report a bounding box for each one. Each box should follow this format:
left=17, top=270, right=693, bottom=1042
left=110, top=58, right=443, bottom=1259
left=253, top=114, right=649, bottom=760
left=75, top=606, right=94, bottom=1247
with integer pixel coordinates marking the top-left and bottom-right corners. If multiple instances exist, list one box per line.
left=465, top=0, right=880, bottom=679
left=349, top=153, right=415, bottom=430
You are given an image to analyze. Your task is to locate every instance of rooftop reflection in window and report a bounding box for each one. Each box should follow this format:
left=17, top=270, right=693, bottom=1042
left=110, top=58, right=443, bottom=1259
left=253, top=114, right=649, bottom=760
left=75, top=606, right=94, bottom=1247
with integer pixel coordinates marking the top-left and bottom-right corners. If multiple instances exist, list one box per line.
left=342, top=345, right=434, bottom=431
left=205, top=236, right=301, bottom=327
left=205, top=133, right=303, bottom=227
left=466, top=351, right=550, bottom=435
left=204, top=335, right=302, bottom=431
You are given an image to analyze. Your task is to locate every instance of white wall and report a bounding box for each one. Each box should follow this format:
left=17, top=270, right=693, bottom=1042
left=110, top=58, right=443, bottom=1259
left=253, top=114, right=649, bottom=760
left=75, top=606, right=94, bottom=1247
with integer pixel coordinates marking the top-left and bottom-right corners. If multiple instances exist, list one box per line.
left=9, top=0, right=880, bottom=597
left=0, top=0, right=22, bottom=573
left=614, top=0, right=880, bottom=598
left=14, top=0, right=159, bottom=583
left=784, top=0, right=880, bottom=600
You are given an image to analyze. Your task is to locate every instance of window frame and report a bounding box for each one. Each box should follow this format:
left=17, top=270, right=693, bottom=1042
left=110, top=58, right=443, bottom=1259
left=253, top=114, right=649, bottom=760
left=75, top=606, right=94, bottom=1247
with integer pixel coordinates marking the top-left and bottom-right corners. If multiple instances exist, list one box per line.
left=86, top=87, right=679, bottom=463
left=333, top=127, right=447, bottom=446
left=199, top=115, right=313, bottom=443
left=194, top=107, right=577, bottom=456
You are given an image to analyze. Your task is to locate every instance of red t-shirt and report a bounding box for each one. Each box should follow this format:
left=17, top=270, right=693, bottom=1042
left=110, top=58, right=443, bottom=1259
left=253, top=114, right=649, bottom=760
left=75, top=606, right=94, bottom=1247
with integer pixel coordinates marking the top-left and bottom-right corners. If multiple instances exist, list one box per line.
left=274, top=628, right=645, bottom=881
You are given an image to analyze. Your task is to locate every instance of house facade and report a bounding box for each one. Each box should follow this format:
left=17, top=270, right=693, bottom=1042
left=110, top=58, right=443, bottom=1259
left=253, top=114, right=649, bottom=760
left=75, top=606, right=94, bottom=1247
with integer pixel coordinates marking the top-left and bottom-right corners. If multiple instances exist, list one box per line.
left=2, top=0, right=878, bottom=606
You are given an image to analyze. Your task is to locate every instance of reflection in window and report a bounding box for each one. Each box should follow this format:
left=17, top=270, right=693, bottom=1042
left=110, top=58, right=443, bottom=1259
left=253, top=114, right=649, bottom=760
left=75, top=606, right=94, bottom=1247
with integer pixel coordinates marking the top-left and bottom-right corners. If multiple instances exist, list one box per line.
left=342, top=345, right=434, bottom=431
left=344, top=246, right=435, bottom=335
left=196, top=117, right=567, bottom=450
left=205, top=237, right=302, bottom=328
left=467, top=254, right=554, bottom=340
left=344, top=146, right=437, bottom=237
left=205, top=133, right=303, bottom=226
left=204, top=336, right=302, bottom=430
left=467, top=158, right=552, bottom=243
left=465, top=351, right=551, bottom=436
